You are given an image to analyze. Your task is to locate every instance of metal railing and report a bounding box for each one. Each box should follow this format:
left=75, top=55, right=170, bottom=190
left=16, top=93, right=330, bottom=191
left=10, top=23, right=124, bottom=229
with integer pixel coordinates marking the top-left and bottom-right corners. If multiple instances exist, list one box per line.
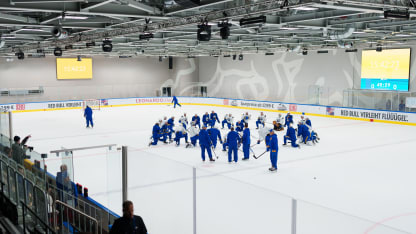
left=54, top=200, right=99, bottom=234
left=21, top=201, right=56, bottom=234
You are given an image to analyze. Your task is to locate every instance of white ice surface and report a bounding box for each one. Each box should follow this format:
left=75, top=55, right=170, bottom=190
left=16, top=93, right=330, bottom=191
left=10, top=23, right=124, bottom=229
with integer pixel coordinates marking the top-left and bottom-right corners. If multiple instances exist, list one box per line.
left=12, top=105, right=416, bottom=234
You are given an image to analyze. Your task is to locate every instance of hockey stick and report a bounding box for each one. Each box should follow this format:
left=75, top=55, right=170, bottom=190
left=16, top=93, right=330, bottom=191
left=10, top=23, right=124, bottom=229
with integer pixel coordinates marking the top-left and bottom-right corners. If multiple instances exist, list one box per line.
left=253, top=150, right=268, bottom=159
left=209, top=139, right=219, bottom=159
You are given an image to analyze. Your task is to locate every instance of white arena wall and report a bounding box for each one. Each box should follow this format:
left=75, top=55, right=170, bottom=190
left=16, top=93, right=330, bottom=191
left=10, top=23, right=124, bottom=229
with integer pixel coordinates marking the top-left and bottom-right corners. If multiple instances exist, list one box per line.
left=198, top=47, right=416, bottom=106
left=1, top=96, right=415, bottom=126
left=0, top=56, right=199, bottom=103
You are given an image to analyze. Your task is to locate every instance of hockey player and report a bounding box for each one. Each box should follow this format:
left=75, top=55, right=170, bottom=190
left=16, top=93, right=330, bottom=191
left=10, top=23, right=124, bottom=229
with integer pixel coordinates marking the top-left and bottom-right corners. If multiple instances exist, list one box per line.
left=84, top=105, right=94, bottom=128
left=256, top=112, right=266, bottom=129
left=226, top=114, right=234, bottom=129
left=161, top=121, right=172, bottom=142
left=167, top=117, right=175, bottom=134
left=257, top=125, right=272, bottom=144
left=283, top=124, right=300, bottom=148
left=149, top=122, right=166, bottom=146
left=179, top=113, right=188, bottom=129
left=242, top=112, right=251, bottom=124
left=172, top=96, right=181, bottom=108
left=210, top=111, right=220, bottom=124
left=192, top=114, right=201, bottom=129
left=284, top=112, right=293, bottom=127
left=209, top=117, right=217, bottom=128
left=305, top=117, right=312, bottom=128
left=208, top=124, right=222, bottom=149
left=186, top=122, right=200, bottom=148
left=199, top=126, right=215, bottom=162
left=227, top=127, right=241, bottom=163
left=222, top=136, right=228, bottom=151
left=242, top=123, right=251, bottom=160
left=272, top=120, right=284, bottom=131
left=299, top=115, right=306, bottom=125
left=221, top=114, right=229, bottom=129
left=174, top=125, right=188, bottom=146
left=202, top=112, right=210, bottom=127
left=265, top=132, right=272, bottom=151
left=235, top=120, right=244, bottom=132
left=276, top=113, right=284, bottom=124
left=269, top=129, right=278, bottom=171
left=161, top=116, right=168, bottom=126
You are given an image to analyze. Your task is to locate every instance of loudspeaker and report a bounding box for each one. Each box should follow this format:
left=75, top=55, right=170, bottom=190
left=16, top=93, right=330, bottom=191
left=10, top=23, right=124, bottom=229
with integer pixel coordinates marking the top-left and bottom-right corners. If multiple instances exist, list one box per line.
left=169, top=56, right=173, bottom=69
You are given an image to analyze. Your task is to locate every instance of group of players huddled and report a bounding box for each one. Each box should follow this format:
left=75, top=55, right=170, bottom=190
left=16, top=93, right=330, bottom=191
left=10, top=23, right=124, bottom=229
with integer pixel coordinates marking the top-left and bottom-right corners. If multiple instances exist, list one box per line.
left=149, top=110, right=320, bottom=172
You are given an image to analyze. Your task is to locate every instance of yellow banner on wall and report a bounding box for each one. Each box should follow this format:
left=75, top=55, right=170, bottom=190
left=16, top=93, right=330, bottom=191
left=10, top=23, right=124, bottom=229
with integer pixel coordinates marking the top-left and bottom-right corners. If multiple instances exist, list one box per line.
left=56, top=58, right=93, bottom=80
left=361, top=48, right=410, bottom=80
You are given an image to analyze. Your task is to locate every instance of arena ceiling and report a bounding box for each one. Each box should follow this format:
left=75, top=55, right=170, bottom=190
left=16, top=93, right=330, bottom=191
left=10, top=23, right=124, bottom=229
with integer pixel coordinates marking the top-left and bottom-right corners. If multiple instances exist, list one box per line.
left=0, top=0, right=416, bottom=58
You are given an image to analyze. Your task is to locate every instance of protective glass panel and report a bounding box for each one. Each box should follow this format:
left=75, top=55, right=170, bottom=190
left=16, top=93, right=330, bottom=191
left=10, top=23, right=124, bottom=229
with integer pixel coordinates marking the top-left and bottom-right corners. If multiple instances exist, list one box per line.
left=0, top=160, right=9, bottom=197
left=34, top=186, right=48, bottom=224
left=16, top=172, right=25, bottom=205
left=105, top=147, right=122, bottom=214
left=196, top=168, right=292, bottom=234
left=0, top=111, right=10, bottom=138
left=25, top=179, right=34, bottom=210
left=296, top=200, right=408, bottom=234
left=127, top=149, right=193, bottom=234
left=0, top=134, right=11, bottom=156
left=8, top=166, right=17, bottom=204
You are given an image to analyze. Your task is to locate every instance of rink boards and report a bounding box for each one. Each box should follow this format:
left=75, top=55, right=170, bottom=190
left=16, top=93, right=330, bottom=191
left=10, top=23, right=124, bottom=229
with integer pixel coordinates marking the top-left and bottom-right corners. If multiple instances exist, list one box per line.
left=0, top=96, right=415, bottom=126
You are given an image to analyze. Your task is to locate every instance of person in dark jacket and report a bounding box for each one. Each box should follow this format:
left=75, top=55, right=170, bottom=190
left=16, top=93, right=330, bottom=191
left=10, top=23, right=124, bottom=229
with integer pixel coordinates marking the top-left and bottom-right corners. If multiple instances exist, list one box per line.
left=11, top=135, right=31, bottom=164
left=84, top=105, right=93, bottom=128
left=110, top=200, right=147, bottom=234
left=199, top=126, right=215, bottom=162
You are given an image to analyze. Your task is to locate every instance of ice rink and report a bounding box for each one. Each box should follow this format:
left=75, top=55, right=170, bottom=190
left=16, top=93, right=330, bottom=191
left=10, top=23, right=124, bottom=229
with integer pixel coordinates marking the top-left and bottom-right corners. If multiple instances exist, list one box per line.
left=12, top=104, right=416, bottom=234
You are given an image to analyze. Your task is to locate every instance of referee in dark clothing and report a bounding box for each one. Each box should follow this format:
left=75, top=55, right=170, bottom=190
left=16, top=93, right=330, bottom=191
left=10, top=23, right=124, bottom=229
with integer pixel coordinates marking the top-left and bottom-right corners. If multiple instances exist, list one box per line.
left=110, top=200, right=147, bottom=234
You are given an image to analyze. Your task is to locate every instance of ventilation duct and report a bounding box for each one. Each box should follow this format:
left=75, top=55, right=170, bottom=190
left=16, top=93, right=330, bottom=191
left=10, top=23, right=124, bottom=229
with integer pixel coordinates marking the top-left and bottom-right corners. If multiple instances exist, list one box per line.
left=329, top=27, right=355, bottom=40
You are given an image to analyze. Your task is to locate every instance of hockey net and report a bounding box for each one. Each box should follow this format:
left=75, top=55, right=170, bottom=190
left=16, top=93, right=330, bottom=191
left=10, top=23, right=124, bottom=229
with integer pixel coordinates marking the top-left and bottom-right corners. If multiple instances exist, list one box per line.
left=82, top=99, right=101, bottom=110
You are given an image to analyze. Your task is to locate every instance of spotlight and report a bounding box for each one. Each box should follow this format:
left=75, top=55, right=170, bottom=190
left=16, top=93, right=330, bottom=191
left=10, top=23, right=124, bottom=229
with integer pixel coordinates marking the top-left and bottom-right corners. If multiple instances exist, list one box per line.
left=239, top=54, right=243, bottom=60
left=139, top=33, right=154, bottom=40
left=197, top=24, right=211, bottom=41
left=16, top=51, right=24, bottom=60
left=232, top=54, right=237, bottom=60
left=218, top=22, right=231, bottom=40
left=302, top=49, right=308, bottom=55
left=239, top=15, right=266, bottom=26
left=77, top=55, right=82, bottom=61
left=54, top=47, right=63, bottom=56
left=376, top=44, right=382, bottom=52
left=102, top=39, right=112, bottom=52
left=51, top=26, right=68, bottom=39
